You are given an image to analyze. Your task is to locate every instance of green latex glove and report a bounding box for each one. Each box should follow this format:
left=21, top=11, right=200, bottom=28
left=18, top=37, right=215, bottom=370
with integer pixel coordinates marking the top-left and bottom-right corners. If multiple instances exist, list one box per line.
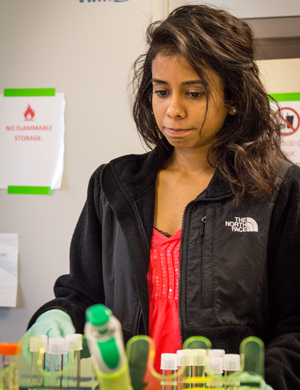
left=23, top=310, right=75, bottom=371
left=26, top=310, right=75, bottom=338
left=237, top=372, right=274, bottom=389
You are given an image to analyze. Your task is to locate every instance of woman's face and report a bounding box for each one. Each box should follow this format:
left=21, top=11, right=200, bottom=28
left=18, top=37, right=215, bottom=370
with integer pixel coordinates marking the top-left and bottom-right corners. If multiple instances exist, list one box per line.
left=151, top=53, right=230, bottom=153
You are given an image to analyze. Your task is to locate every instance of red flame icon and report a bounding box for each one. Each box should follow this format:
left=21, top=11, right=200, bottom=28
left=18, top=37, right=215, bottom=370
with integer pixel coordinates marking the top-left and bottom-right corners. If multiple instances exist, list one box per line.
left=24, top=104, right=35, bottom=121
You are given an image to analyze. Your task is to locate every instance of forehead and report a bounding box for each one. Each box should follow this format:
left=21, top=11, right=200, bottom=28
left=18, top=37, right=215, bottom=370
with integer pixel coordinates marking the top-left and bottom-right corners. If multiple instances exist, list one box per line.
left=151, top=53, right=224, bottom=92
left=152, top=53, right=199, bottom=79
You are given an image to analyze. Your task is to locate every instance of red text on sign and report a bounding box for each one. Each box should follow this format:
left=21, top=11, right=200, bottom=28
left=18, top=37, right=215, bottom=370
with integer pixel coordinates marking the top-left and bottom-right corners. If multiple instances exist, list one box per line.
left=15, top=135, right=42, bottom=141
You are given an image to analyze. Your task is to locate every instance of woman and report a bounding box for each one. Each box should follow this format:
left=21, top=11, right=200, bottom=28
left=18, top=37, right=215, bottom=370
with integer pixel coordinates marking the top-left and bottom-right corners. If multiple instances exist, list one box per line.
left=27, top=5, right=300, bottom=389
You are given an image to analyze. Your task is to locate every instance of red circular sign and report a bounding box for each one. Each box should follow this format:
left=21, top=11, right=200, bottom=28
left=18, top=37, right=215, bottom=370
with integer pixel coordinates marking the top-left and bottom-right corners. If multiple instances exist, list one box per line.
left=275, top=107, right=300, bottom=136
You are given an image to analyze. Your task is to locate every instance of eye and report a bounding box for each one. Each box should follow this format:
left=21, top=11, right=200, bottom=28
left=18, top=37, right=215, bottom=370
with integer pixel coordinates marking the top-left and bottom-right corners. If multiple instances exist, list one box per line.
left=153, top=90, right=169, bottom=97
left=188, top=91, right=205, bottom=98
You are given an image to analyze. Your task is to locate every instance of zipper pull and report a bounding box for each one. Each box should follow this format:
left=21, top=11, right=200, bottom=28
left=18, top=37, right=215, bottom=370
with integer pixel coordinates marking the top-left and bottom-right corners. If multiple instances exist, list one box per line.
left=197, top=216, right=206, bottom=242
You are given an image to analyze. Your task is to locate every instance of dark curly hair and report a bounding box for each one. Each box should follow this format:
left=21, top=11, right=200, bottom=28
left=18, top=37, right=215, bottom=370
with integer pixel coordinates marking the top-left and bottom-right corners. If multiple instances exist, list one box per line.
left=132, top=5, right=287, bottom=201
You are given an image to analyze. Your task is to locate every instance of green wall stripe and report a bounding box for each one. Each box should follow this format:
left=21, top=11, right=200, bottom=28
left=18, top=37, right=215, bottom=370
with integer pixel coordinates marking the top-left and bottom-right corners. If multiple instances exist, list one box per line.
left=8, top=186, right=52, bottom=195
left=4, top=88, right=55, bottom=97
left=269, top=92, right=300, bottom=102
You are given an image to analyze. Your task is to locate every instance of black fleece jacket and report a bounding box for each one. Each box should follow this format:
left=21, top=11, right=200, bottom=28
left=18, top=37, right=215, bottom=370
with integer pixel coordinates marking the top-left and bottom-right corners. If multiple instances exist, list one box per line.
left=28, top=144, right=300, bottom=390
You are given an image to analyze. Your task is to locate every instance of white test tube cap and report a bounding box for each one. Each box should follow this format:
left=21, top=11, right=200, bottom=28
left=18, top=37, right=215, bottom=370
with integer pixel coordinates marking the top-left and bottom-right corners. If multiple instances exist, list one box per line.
left=30, top=335, right=48, bottom=353
left=48, top=337, right=65, bottom=355
left=65, top=334, right=83, bottom=352
left=208, top=356, right=223, bottom=374
left=192, top=349, right=207, bottom=366
left=223, top=354, right=240, bottom=372
left=160, top=353, right=177, bottom=370
left=177, top=349, right=194, bottom=367
left=208, top=349, right=225, bottom=358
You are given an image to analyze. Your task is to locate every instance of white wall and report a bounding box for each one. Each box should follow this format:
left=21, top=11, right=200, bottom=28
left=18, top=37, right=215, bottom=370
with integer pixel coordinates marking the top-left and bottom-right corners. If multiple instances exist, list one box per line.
left=258, top=58, right=300, bottom=94
left=0, top=0, right=151, bottom=343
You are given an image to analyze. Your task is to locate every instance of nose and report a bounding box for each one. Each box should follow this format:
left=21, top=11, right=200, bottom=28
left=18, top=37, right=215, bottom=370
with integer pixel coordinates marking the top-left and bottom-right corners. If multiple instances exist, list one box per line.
left=166, top=94, right=186, bottom=119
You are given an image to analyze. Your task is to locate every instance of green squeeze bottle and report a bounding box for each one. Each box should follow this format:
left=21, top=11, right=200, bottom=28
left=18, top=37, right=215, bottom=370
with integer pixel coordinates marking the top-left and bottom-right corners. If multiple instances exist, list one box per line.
left=84, top=304, right=133, bottom=390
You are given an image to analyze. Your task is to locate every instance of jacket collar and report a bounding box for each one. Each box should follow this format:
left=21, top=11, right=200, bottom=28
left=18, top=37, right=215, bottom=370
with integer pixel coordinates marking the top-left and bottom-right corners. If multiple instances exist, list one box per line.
left=104, top=141, right=170, bottom=201
left=205, top=169, right=232, bottom=198
left=105, top=141, right=232, bottom=202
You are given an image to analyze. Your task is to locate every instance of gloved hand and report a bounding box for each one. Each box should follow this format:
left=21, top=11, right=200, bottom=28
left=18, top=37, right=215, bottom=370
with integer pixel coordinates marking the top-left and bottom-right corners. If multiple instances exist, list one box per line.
left=238, top=372, right=274, bottom=389
left=23, top=310, right=75, bottom=371
left=26, top=310, right=75, bottom=338
left=264, top=384, right=274, bottom=390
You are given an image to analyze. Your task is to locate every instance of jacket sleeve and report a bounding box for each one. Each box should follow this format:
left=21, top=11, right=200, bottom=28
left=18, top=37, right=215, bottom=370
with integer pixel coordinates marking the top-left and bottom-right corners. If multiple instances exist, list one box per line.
left=27, top=165, right=105, bottom=333
left=265, top=164, right=300, bottom=390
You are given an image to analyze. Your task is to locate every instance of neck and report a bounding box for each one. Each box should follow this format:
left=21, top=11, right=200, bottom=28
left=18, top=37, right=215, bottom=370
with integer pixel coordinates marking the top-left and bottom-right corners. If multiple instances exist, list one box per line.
left=167, top=147, right=215, bottom=174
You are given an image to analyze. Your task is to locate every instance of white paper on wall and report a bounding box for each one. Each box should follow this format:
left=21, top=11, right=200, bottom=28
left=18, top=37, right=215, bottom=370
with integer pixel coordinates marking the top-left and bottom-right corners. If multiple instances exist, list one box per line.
left=0, top=233, right=18, bottom=307
left=271, top=99, right=300, bottom=166
left=0, top=93, right=65, bottom=189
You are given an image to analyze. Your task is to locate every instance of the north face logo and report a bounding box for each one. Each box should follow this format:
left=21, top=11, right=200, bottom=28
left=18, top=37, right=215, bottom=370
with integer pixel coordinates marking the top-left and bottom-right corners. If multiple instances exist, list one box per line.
left=225, top=217, right=258, bottom=232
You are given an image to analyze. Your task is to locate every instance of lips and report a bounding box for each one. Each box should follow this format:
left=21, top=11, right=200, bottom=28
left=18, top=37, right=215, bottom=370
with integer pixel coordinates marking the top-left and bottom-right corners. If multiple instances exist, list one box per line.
left=164, top=127, right=192, bottom=135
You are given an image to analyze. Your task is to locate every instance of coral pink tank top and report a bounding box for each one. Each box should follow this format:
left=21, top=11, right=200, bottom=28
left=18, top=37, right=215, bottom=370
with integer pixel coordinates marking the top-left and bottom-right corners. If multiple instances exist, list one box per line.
left=147, top=228, right=182, bottom=373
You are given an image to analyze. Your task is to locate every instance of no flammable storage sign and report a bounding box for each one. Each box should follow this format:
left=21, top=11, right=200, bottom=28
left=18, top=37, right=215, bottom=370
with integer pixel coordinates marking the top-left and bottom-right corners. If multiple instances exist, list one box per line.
left=270, top=92, right=300, bottom=166
left=0, top=89, right=65, bottom=194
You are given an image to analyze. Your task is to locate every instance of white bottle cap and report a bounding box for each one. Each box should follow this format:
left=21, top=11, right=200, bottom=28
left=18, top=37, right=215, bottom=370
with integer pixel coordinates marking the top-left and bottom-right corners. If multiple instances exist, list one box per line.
left=208, top=356, right=223, bottom=374
left=48, top=337, right=65, bottom=355
left=223, top=354, right=240, bottom=372
left=192, top=349, right=207, bottom=366
left=160, top=353, right=177, bottom=370
left=30, top=335, right=48, bottom=353
left=177, top=349, right=194, bottom=367
left=65, top=334, right=83, bottom=352
left=208, top=349, right=225, bottom=358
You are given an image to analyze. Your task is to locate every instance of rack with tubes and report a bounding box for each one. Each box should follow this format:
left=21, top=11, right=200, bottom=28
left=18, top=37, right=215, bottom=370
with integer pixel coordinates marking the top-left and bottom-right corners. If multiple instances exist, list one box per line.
left=0, top=335, right=265, bottom=390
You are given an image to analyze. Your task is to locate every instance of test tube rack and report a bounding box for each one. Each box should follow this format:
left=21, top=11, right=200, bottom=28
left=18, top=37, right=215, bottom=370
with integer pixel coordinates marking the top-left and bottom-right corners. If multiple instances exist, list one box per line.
left=0, top=334, right=265, bottom=390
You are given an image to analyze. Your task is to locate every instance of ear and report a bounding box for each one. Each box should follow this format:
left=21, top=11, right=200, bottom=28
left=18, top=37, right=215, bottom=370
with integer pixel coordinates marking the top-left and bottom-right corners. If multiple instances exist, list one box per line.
left=228, top=107, right=237, bottom=115
left=226, top=101, right=237, bottom=115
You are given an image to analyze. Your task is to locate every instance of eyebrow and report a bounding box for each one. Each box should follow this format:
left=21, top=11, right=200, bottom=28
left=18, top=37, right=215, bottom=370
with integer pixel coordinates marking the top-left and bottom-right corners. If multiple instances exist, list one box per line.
left=151, top=78, right=203, bottom=86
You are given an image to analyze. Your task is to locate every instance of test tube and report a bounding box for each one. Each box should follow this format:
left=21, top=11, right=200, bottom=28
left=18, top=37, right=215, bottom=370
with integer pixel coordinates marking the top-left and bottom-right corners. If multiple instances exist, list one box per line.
left=208, top=349, right=225, bottom=360
left=0, top=343, right=22, bottom=390
left=177, top=349, right=194, bottom=389
left=65, top=334, right=82, bottom=387
left=208, top=357, right=223, bottom=374
left=48, top=337, right=65, bottom=387
left=0, top=343, right=22, bottom=369
left=192, top=349, right=207, bottom=388
left=160, top=353, right=177, bottom=390
left=207, top=356, right=223, bottom=389
left=223, top=354, right=240, bottom=375
left=29, top=335, right=48, bottom=386
left=223, top=354, right=240, bottom=389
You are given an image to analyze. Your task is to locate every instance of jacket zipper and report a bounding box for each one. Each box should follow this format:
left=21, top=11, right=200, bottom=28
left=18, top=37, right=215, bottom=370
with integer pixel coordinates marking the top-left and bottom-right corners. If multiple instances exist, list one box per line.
left=178, top=202, right=189, bottom=346
left=136, top=308, right=143, bottom=335
left=178, top=194, right=232, bottom=344
left=199, top=216, right=208, bottom=306
left=197, top=216, right=206, bottom=242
